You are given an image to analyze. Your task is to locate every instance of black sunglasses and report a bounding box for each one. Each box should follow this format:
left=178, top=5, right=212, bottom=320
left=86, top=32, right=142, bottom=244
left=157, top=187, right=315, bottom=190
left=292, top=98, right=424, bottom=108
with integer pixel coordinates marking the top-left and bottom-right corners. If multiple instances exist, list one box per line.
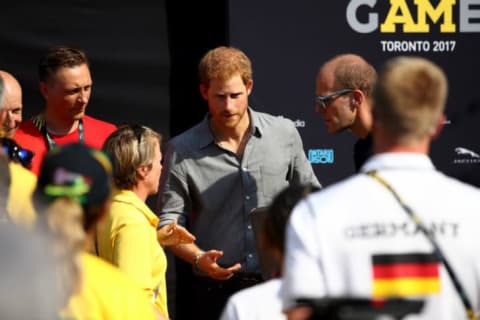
left=119, top=123, right=145, bottom=146
left=0, top=138, right=34, bottom=169
left=315, top=88, right=354, bottom=110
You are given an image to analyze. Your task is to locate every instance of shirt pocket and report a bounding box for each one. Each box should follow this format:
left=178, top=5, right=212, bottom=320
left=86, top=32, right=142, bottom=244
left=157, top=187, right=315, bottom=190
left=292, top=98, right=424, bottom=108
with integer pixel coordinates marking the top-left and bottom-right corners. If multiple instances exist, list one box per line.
left=260, top=161, right=290, bottom=201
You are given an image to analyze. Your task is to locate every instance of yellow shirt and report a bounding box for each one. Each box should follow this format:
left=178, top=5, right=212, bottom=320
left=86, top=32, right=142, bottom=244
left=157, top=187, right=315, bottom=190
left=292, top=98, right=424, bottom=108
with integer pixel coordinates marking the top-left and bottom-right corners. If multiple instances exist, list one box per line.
left=96, top=190, right=168, bottom=318
left=7, top=162, right=36, bottom=226
left=61, top=253, right=156, bottom=320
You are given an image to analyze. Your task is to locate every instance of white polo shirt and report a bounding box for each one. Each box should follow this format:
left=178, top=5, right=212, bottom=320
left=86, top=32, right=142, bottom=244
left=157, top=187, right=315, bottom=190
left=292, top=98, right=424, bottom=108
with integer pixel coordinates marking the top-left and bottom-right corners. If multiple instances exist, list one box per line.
left=220, top=279, right=285, bottom=320
left=282, top=153, right=480, bottom=319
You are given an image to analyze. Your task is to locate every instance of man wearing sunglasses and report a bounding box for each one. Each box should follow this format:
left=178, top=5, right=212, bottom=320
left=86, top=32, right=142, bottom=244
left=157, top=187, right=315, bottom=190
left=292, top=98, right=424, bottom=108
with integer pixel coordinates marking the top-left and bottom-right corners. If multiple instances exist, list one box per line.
left=284, top=56, right=480, bottom=320
left=315, top=54, right=377, bottom=171
left=0, top=74, right=37, bottom=226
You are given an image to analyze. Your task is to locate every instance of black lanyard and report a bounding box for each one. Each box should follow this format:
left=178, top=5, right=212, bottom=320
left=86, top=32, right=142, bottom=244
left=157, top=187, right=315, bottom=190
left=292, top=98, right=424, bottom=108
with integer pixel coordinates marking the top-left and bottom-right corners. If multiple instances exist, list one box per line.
left=42, top=119, right=84, bottom=150
left=366, top=170, right=477, bottom=320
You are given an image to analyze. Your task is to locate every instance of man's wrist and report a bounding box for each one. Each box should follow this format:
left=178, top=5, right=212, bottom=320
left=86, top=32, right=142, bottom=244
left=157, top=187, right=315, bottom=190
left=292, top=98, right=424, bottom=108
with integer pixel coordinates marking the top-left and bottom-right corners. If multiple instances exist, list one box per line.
left=193, top=251, right=203, bottom=273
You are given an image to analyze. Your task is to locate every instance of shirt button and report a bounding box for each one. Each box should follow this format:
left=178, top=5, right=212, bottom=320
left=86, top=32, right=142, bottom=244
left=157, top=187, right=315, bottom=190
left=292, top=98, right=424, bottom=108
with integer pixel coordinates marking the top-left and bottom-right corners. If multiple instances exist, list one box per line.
left=247, top=225, right=252, bottom=230
left=245, top=195, right=250, bottom=200
left=242, top=167, right=248, bottom=171
left=248, top=254, right=253, bottom=259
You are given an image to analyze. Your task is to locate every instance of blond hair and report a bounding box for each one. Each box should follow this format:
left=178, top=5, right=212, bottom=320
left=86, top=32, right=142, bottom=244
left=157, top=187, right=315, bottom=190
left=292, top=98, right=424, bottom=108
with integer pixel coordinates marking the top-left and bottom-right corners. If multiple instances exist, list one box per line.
left=36, top=198, right=85, bottom=307
left=103, top=125, right=162, bottom=190
left=198, top=46, right=252, bottom=86
left=373, top=56, right=447, bottom=143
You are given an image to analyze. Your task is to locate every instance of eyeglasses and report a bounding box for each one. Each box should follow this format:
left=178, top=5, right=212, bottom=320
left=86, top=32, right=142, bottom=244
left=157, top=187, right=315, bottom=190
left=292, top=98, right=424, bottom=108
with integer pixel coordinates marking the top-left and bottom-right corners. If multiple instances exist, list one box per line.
left=0, top=138, right=34, bottom=169
left=119, top=123, right=145, bottom=146
left=315, top=89, right=354, bottom=110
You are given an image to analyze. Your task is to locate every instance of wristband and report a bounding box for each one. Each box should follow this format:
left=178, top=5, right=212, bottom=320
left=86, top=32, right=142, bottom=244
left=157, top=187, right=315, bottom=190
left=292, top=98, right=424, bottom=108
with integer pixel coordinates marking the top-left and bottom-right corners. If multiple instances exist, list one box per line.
left=193, top=252, right=203, bottom=273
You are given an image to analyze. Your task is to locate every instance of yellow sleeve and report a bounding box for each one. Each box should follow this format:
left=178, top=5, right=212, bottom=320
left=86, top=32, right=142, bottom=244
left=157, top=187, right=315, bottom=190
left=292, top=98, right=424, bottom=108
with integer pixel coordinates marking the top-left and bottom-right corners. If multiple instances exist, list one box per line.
left=61, top=253, right=157, bottom=320
left=7, top=162, right=37, bottom=227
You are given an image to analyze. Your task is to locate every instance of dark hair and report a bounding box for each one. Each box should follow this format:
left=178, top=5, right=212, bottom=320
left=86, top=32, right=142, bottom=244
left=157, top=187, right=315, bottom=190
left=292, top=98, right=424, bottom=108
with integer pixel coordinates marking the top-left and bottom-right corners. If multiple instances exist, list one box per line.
left=264, top=184, right=320, bottom=253
left=38, top=46, right=89, bottom=82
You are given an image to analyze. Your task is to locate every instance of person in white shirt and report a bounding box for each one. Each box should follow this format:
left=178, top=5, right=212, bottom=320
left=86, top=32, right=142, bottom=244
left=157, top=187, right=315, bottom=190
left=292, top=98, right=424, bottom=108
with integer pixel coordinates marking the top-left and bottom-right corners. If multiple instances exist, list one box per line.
left=283, top=56, right=480, bottom=320
left=220, top=184, right=319, bottom=320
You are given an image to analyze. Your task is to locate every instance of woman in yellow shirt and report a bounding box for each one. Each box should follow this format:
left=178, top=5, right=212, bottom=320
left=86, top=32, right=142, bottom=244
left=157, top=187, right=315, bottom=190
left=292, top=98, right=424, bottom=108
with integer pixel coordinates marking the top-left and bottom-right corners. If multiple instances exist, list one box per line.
left=97, top=125, right=193, bottom=319
left=33, top=143, right=157, bottom=320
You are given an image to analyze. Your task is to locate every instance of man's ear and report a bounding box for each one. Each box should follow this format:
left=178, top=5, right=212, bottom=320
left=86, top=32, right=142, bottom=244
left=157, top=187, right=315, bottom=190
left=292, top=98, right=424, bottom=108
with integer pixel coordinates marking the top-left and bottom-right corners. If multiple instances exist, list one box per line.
left=199, top=84, right=208, bottom=100
left=246, top=80, right=253, bottom=95
left=39, top=82, right=49, bottom=100
left=431, top=114, right=446, bottom=140
left=351, top=89, right=364, bottom=110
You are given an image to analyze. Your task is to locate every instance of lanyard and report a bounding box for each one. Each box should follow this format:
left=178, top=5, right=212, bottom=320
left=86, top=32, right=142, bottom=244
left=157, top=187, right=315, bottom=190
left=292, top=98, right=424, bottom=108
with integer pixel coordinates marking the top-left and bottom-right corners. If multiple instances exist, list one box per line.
left=42, top=119, right=84, bottom=150
left=366, top=170, right=477, bottom=320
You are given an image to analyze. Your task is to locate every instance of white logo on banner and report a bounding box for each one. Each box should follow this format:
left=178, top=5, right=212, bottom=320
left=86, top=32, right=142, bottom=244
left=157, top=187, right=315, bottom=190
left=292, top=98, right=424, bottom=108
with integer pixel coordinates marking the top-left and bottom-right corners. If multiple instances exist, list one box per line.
left=453, top=147, right=480, bottom=164
left=294, top=119, right=306, bottom=128
left=455, top=147, right=480, bottom=158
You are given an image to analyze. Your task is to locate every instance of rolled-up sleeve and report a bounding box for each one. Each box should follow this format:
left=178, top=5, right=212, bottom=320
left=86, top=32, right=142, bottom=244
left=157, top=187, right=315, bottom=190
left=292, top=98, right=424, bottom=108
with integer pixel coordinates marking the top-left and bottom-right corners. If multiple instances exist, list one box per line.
left=287, top=121, right=321, bottom=188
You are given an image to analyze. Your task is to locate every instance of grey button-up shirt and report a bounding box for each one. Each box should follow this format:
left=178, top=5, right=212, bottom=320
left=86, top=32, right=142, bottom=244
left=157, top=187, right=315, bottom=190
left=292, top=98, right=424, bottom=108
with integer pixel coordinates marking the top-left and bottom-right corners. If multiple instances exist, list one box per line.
left=158, top=108, right=320, bottom=273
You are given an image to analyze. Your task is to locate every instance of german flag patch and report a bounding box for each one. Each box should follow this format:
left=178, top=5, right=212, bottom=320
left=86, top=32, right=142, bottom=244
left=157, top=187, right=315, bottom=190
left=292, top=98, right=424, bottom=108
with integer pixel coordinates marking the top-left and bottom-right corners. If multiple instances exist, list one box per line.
left=372, top=252, right=441, bottom=298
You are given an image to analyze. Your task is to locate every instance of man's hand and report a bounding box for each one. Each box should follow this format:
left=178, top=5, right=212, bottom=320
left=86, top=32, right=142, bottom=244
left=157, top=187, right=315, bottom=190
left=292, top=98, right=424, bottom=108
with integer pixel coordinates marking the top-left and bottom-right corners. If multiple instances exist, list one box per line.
left=157, top=220, right=196, bottom=246
left=196, top=250, right=241, bottom=280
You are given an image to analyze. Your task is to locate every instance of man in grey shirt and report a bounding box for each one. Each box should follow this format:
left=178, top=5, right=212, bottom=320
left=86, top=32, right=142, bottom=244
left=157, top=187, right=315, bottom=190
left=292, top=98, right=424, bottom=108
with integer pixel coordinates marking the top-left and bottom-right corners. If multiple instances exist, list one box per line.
left=157, top=46, right=320, bottom=320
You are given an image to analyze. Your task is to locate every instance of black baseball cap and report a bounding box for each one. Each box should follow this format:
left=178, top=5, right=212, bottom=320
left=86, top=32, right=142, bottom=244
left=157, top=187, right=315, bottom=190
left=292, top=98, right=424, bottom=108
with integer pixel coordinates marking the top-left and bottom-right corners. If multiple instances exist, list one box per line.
left=36, top=143, right=113, bottom=207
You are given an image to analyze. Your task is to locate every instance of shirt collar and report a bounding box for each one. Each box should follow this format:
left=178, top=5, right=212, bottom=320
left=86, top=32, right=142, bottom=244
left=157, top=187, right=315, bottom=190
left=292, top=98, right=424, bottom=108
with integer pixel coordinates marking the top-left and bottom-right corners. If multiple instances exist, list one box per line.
left=360, top=152, right=436, bottom=173
left=197, top=107, right=263, bottom=149
left=113, top=189, right=159, bottom=228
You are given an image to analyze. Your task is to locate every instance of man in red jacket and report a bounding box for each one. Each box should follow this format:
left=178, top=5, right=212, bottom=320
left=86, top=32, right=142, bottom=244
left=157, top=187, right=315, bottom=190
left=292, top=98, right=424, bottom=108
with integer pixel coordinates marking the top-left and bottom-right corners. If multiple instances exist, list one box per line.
left=15, top=46, right=116, bottom=175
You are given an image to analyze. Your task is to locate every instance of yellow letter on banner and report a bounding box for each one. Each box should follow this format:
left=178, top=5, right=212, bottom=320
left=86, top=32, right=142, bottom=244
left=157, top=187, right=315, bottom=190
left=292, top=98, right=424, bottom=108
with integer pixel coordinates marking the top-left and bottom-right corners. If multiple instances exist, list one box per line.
left=414, top=0, right=456, bottom=32
left=380, top=0, right=416, bottom=33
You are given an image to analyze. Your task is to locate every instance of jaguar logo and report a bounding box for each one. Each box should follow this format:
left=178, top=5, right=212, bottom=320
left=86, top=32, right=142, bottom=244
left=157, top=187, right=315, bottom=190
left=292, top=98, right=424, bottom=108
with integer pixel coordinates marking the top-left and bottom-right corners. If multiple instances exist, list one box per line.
left=455, top=147, right=480, bottom=158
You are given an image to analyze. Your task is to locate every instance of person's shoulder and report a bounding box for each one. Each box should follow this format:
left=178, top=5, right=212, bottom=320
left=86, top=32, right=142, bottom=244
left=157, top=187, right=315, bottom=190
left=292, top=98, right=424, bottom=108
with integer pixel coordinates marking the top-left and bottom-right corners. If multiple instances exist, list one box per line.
left=8, top=162, right=36, bottom=186
left=253, top=109, right=294, bottom=126
left=224, top=279, right=284, bottom=319
left=168, top=119, right=209, bottom=153
left=105, top=190, right=157, bottom=226
left=15, top=118, right=40, bottom=137
left=229, top=279, right=282, bottom=305
left=171, top=120, right=205, bottom=142
left=7, top=162, right=37, bottom=226
left=251, top=109, right=297, bottom=138
left=82, top=115, right=117, bottom=130
left=307, top=174, right=365, bottom=205
left=440, top=173, right=480, bottom=198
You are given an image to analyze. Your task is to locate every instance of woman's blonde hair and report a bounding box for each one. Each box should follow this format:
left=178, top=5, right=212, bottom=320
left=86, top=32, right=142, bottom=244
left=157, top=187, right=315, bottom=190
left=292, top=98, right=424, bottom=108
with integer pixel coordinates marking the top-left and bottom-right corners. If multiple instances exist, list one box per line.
left=103, top=125, right=162, bottom=190
left=36, top=198, right=85, bottom=307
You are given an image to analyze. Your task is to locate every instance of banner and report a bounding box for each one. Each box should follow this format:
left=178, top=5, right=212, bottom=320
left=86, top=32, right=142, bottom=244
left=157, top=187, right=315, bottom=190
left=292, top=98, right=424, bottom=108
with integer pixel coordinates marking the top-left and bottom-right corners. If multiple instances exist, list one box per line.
left=229, top=0, right=480, bottom=186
